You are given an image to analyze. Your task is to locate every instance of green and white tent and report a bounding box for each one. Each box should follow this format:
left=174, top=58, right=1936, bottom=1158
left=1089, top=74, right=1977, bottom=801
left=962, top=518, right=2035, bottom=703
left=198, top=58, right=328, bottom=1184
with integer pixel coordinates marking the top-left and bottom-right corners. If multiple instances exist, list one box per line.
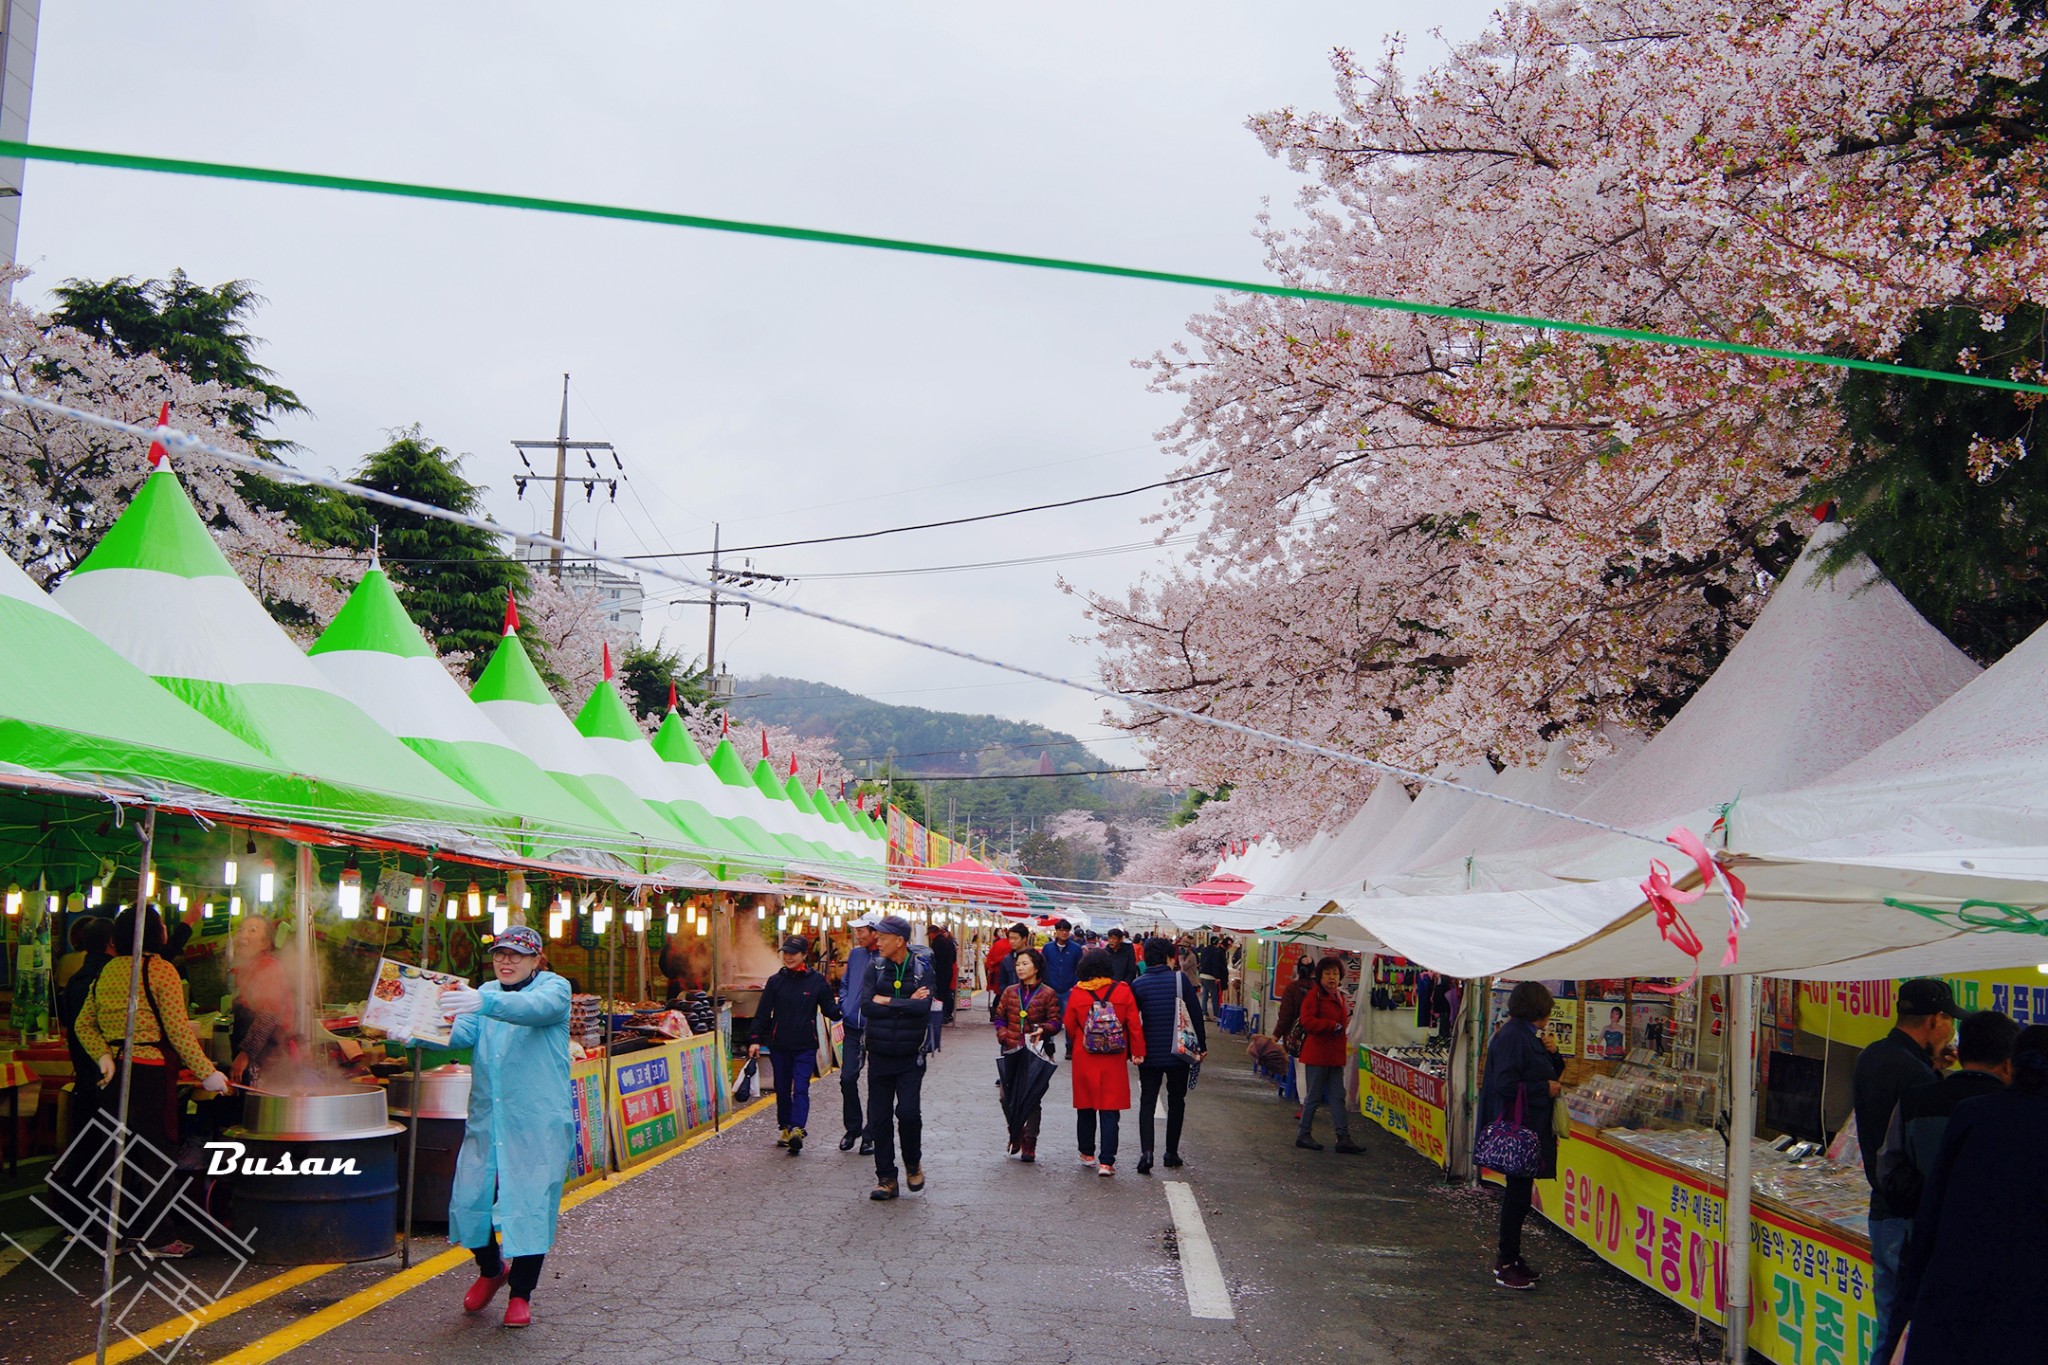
left=307, top=566, right=638, bottom=867
left=569, top=653, right=769, bottom=875
left=52, top=465, right=521, bottom=849
left=781, top=767, right=856, bottom=866
left=649, top=703, right=791, bottom=872
left=0, top=547, right=294, bottom=807
left=705, top=735, right=817, bottom=868
left=750, top=753, right=839, bottom=869
left=468, top=620, right=701, bottom=877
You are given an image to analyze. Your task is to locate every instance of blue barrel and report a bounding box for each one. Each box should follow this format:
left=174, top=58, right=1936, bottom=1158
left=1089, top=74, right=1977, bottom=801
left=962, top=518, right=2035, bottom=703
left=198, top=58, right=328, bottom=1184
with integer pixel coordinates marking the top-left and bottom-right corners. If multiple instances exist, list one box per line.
left=1219, top=1004, right=1246, bottom=1034
left=228, top=1130, right=401, bottom=1263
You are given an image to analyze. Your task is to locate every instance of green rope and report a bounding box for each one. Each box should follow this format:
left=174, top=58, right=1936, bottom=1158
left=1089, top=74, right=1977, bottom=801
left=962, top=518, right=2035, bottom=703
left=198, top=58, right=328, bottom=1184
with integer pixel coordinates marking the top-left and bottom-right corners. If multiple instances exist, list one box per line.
left=1885, top=896, right=2048, bottom=934
left=6, top=138, right=2042, bottom=398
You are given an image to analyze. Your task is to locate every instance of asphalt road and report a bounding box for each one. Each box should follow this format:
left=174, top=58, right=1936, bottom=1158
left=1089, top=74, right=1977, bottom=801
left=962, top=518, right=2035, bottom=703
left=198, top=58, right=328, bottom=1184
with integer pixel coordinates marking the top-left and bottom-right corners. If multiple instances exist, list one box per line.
left=0, top=1018, right=1728, bottom=1364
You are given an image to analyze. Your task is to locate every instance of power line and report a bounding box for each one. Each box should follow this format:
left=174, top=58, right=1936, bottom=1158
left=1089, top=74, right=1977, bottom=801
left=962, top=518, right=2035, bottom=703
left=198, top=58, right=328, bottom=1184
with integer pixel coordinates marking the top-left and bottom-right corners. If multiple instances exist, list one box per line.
left=615, top=469, right=1225, bottom=560
left=879, top=767, right=1151, bottom=782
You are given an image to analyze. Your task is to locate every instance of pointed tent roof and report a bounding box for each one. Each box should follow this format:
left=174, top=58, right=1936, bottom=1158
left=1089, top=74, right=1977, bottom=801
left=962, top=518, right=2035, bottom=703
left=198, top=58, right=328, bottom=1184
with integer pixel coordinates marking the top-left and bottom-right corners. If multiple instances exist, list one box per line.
left=649, top=709, right=791, bottom=868
left=307, top=567, right=634, bottom=864
left=749, top=756, right=839, bottom=866
left=571, top=673, right=764, bottom=870
left=705, top=736, right=819, bottom=866
left=469, top=626, right=696, bottom=872
left=0, top=548, right=294, bottom=805
left=1488, top=526, right=1981, bottom=883
left=1273, top=778, right=1413, bottom=902
left=53, top=467, right=515, bottom=846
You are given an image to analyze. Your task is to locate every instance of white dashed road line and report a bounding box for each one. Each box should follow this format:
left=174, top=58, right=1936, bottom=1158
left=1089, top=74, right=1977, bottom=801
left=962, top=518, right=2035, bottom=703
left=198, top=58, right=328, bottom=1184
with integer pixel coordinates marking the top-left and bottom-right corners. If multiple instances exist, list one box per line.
left=1163, top=1179, right=1235, bottom=1320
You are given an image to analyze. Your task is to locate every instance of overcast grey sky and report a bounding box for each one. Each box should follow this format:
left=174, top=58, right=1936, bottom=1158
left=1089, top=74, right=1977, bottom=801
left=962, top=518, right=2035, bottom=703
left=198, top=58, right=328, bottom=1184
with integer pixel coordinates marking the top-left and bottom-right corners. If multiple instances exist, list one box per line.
left=18, top=2, right=1498, bottom=757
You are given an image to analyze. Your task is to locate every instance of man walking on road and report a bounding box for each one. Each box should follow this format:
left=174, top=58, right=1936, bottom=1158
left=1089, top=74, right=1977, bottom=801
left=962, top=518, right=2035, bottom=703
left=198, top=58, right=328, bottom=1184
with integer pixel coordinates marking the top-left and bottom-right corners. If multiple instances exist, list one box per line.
left=838, top=914, right=880, bottom=1154
left=863, top=914, right=935, bottom=1201
left=1043, top=919, right=1084, bottom=1012
left=750, top=936, right=841, bottom=1156
left=1197, top=937, right=1228, bottom=1020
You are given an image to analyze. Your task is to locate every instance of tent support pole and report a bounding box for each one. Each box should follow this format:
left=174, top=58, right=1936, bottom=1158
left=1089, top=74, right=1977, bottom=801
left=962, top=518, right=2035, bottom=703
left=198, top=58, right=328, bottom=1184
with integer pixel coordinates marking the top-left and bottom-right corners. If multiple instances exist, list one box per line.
left=1723, top=974, right=1757, bottom=1363
left=93, top=804, right=155, bottom=1365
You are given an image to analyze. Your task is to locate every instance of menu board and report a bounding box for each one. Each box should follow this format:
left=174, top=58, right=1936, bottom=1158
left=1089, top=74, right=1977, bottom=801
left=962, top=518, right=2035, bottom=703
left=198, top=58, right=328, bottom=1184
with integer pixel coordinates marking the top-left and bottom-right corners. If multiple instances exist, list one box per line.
left=614, top=1050, right=682, bottom=1161
left=361, top=957, right=468, bottom=1048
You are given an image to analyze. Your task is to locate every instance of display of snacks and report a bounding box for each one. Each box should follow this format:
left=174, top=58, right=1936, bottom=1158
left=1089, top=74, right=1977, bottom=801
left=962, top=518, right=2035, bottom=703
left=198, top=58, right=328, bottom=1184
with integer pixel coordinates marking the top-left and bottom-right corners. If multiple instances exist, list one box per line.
left=570, top=993, right=603, bottom=1048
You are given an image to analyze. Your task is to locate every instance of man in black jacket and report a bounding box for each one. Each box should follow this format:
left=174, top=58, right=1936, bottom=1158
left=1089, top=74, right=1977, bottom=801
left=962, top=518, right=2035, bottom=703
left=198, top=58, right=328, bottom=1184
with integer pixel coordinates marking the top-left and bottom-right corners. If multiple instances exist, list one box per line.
left=1851, top=977, right=1960, bottom=1352
left=749, top=936, right=841, bottom=1156
left=1878, top=1008, right=2017, bottom=1218
left=1102, top=928, right=1137, bottom=984
left=861, top=915, right=934, bottom=1201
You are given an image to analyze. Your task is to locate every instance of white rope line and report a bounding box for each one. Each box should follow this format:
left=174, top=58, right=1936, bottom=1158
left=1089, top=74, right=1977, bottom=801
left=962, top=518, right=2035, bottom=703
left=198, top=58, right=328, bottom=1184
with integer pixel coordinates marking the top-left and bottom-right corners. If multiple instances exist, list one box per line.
left=0, top=391, right=1670, bottom=854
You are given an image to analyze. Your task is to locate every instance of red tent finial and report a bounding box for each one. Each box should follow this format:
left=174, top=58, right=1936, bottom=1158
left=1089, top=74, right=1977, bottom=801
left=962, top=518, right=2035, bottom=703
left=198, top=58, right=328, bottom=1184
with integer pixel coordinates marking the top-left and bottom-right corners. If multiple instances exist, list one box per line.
left=502, top=592, right=520, bottom=635
left=601, top=642, right=614, bottom=681
left=146, top=402, right=172, bottom=469
left=760, top=730, right=770, bottom=761
left=719, top=712, right=730, bottom=738
left=667, top=682, right=679, bottom=712
left=787, top=751, right=799, bottom=779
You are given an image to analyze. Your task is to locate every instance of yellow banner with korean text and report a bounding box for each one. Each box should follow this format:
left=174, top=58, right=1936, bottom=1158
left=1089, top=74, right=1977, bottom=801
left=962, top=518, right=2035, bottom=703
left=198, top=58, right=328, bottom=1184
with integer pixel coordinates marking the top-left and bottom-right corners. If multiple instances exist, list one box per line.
left=1535, top=1129, right=1877, bottom=1365
left=1791, top=967, right=2048, bottom=1051
left=1357, top=1047, right=1448, bottom=1166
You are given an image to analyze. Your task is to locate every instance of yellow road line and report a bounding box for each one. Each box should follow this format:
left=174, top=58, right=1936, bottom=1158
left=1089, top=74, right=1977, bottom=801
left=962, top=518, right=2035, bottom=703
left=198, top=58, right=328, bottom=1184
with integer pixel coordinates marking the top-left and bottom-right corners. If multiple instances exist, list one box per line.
left=205, top=1092, right=778, bottom=1365
left=71, top=1264, right=338, bottom=1365
left=0, top=1225, right=58, bottom=1281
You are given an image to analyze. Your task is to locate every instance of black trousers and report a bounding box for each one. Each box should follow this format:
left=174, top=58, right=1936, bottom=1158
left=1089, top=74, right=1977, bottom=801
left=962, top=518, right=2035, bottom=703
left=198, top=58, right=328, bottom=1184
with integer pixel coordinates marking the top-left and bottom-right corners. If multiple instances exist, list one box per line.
left=1498, top=1175, right=1535, bottom=1263
left=867, top=1061, right=924, bottom=1181
left=840, top=1026, right=867, bottom=1140
left=1138, top=1065, right=1189, bottom=1156
left=474, top=1233, right=544, bottom=1299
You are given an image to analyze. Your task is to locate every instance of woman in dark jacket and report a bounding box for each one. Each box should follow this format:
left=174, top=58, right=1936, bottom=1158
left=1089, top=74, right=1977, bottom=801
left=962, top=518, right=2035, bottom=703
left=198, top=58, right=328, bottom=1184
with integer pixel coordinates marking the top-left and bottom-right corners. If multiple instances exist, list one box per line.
left=1130, top=937, right=1206, bottom=1174
left=1477, top=980, right=1566, bottom=1291
left=993, top=947, right=1060, bottom=1161
left=1882, top=1023, right=2048, bottom=1363
left=748, top=935, right=842, bottom=1155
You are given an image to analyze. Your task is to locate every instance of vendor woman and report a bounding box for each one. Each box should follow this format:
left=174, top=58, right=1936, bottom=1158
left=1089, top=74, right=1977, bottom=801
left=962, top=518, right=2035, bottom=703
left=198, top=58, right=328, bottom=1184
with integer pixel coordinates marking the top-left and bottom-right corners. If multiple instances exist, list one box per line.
left=426, top=925, right=573, bottom=1329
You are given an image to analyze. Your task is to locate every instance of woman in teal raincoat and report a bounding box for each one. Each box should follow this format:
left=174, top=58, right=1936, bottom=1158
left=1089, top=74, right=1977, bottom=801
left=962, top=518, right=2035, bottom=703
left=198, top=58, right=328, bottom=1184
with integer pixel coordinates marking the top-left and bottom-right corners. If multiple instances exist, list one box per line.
left=433, top=925, right=573, bottom=1329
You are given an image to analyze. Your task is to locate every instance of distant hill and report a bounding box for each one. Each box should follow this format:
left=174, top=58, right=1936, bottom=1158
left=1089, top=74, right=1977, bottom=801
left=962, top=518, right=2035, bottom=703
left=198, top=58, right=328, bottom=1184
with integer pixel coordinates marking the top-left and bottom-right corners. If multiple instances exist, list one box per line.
left=730, top=675, right=1110, bottom=777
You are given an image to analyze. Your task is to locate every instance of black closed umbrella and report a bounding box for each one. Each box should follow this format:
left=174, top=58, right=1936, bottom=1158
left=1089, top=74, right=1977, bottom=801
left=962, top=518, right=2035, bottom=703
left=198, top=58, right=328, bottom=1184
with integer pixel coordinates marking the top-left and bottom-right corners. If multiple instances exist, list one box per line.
left=997, top=1039, right=1057, bottom=1145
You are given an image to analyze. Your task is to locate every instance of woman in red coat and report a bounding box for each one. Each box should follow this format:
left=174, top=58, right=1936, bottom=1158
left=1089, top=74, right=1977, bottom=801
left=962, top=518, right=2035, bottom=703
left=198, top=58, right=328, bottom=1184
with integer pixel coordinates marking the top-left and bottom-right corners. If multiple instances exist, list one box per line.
left=1063, top=947, right=1145, bottom=1176
left=1297, top=957, right=1364, bottom=1154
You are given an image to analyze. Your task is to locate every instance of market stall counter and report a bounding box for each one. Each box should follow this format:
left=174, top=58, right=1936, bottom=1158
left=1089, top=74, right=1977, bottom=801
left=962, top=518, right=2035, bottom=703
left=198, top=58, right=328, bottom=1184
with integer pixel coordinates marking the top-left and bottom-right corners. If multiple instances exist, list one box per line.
left=1356, top=1043, right=1450, bottom=1167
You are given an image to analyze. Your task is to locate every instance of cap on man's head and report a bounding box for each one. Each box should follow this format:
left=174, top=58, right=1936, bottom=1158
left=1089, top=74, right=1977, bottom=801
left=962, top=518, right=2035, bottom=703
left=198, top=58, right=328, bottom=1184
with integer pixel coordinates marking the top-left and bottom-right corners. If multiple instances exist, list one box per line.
left=875, top=914, right=913, bottom=939
left=493, top=926, right=544, bottom=957
left=780, top=935, right=810, bottom=956
left=852, top=910, right=881, bottom=929
left=1898, top=978, right=1961, bottom=1018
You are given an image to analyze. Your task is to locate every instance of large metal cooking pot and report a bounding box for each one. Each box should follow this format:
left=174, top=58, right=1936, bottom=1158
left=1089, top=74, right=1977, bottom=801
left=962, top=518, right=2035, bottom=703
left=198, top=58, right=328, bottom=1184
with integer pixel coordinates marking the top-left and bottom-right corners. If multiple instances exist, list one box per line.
left=385, top=1065, right=472, bottom=1120
left=233, top=1085, right=399, bottom=1142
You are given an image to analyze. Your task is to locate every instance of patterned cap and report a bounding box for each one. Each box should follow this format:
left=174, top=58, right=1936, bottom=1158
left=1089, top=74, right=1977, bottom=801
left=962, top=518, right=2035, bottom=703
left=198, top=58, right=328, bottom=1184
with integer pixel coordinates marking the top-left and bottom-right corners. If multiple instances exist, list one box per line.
left=493, top=926, right=544, bottom=956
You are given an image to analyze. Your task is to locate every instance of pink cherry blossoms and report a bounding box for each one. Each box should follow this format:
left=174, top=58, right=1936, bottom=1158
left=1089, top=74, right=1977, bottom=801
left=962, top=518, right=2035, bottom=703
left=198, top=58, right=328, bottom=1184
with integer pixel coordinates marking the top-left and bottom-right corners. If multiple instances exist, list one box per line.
left=1085, top=0, right=2047, bottom=846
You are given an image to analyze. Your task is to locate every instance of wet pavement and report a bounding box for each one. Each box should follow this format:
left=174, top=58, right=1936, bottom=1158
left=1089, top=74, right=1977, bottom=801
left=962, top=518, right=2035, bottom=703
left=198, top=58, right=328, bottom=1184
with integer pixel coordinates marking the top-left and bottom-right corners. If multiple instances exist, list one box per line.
left=0, top=1019, right=1727, bottom=1363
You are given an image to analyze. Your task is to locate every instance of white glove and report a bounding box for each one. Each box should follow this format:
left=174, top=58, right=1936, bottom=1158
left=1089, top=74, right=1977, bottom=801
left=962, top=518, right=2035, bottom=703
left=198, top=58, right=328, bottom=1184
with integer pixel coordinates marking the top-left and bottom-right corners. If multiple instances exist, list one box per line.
left=98, top=1056, right=115, bottom=1086
left=200, top=1071, right=229, bottom=1094
left=440, top=984, right=483, bottom=1017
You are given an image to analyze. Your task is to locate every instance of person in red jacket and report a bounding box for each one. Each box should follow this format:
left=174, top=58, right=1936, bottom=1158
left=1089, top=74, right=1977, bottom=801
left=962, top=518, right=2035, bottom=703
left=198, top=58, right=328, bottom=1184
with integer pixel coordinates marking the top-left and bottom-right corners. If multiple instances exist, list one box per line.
left=1063, top=947, right=1145, bottom=1176
left=1296, top=957, right=1364, bottom=1154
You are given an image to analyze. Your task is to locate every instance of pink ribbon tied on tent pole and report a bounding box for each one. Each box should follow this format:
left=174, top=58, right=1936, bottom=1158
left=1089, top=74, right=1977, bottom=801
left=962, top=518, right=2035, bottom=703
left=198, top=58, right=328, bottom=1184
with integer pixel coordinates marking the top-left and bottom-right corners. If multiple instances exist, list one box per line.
left=1646, top=826, right=1751, bottom=970
left=1637, top=857, right=1706, bottom=991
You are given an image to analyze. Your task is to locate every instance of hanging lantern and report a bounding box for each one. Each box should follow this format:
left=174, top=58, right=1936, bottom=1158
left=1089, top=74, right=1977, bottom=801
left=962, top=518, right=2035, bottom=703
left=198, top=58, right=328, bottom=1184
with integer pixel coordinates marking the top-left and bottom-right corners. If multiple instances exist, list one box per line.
left=406, top=876, right=426, bottom=917
left=445, top=898, right=459, bottom=920
left=223, top=857, right=238, bottom=885
left=336, top=853, right=362, bottom=920
left=466, top=882, right=483, bottom=918
left=200, top=900, right=214, bottom=920
left=3, top=884, right=19, bottom=916
left=696, top=916, right=709, bottom=937
left=87, top=883, right=103, bottom=908
left=666, top=910, right=680, bottom=935
left=229, top=895, right=242, bottom=918
left=257, top=860, right=276, bottom=904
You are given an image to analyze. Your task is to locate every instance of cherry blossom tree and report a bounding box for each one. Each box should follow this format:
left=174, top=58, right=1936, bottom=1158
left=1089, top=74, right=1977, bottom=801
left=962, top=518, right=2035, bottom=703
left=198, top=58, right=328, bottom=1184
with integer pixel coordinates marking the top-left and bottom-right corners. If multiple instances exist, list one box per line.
left=518, top=569, right=634, bottom=708
left=678, top=709, right=853, bottom=795
left=0, top=266, right=357, bottom=628
left=1084, top=0, right=2047, bottom=839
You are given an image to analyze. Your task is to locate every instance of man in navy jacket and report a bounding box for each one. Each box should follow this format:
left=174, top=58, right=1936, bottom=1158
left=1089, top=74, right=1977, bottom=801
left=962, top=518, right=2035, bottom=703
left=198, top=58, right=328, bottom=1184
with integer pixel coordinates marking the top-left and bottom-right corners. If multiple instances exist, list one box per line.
left=749, top=936, right=841, bottom=1156
left=836, top=915, right=879, bottom=1153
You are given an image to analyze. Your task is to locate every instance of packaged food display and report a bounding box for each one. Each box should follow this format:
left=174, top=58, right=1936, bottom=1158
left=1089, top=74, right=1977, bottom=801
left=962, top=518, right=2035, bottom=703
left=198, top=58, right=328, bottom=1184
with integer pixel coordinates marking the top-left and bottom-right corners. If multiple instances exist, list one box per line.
left=1603, top=1126, right=1869, bottom=1238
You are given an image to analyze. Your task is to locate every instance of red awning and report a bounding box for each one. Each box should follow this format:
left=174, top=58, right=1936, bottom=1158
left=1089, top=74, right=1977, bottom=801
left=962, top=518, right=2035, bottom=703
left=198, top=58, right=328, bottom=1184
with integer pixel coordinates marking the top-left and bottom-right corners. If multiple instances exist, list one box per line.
left=1177, top=874, right=1252, bottom=907
left=896, top=856, right=1028, bottom=910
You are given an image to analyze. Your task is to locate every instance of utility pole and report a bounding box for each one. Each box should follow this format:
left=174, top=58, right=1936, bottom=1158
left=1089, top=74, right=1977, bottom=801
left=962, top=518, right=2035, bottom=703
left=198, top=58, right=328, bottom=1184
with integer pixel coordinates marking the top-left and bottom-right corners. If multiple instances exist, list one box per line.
left=663, top=520, right=782, bottom=706
left=706, top=523, right=721, bottom=682
left=510, top=373, right=616, bottom=580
